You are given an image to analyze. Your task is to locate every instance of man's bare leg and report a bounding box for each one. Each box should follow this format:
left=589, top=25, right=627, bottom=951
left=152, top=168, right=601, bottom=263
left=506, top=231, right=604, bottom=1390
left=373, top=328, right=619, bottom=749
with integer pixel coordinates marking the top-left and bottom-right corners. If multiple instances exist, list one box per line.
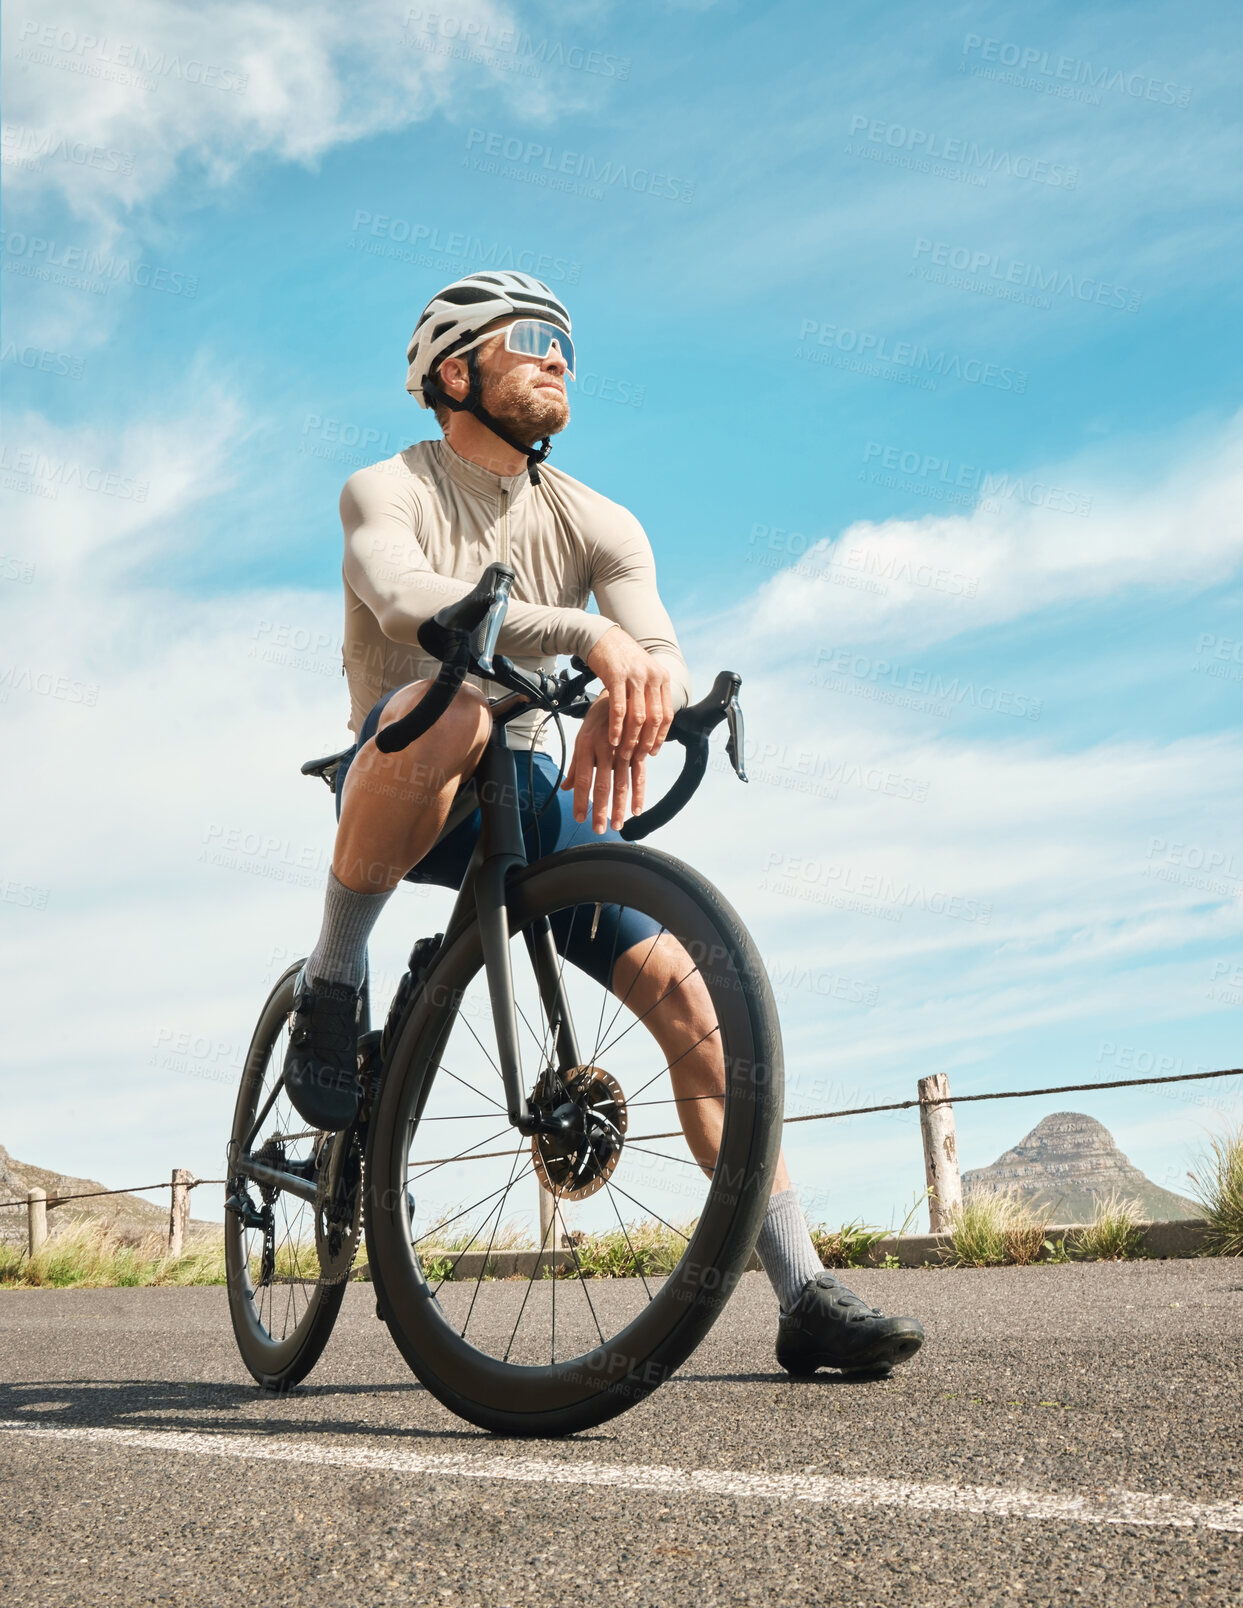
left=608, top=931, right=926, bottom=1370
left=610, top=932, right=790, bottom=1185
left=333, top=678, right=493, bottom=893
left=609, top=934, right=827, bottom=1311
left=297, top=679, right=491, bottom=994
left=284, top=679, right=495, bottom=1130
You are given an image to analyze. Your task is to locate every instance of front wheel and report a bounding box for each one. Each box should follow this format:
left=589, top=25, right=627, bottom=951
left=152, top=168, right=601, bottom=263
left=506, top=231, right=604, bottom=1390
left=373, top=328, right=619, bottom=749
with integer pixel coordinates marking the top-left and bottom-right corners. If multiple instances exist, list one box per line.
left=364, top=843, right=784, bottom=1436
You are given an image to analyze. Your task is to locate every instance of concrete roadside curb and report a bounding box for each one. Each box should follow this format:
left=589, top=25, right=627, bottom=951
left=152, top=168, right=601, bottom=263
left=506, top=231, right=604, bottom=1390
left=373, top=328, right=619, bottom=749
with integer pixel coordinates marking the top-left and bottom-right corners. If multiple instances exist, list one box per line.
left=393, top=1219, right=1215, bottom=1280
left=843, top=1217, right=1213, bottom=1269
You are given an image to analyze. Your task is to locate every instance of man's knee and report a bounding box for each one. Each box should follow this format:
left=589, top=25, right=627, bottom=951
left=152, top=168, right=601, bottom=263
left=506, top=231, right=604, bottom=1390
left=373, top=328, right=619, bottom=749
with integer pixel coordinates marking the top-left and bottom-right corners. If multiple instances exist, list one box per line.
left=374, top=679, right=491, bottom=760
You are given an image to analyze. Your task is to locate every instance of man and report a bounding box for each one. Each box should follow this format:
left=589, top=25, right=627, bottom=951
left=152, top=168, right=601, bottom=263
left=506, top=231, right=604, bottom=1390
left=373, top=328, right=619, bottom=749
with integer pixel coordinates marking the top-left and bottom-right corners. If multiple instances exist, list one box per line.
left=283, top=270, right=924, bottom=1377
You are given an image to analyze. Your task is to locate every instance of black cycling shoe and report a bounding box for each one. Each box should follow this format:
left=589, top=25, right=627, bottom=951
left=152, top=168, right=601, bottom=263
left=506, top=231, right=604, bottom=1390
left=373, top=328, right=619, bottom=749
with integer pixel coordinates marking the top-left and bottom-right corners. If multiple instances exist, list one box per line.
left=282, top=968, right=364, bottom=1132
left=776, top=1270, right=925, bottom=1377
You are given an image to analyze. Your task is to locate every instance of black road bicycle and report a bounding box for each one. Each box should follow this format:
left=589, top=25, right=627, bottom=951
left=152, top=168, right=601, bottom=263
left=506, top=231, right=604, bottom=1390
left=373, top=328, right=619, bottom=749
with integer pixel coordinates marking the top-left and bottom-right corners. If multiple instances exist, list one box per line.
left=224, top=563, right=784, bottom=1436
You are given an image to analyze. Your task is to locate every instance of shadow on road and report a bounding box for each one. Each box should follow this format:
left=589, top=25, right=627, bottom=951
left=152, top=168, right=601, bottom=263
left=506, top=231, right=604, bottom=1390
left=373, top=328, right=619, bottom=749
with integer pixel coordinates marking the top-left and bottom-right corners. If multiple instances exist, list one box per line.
left=672, top=1368, right=897, bottom=1386
left=0, top=1378, right=493, bottom=1445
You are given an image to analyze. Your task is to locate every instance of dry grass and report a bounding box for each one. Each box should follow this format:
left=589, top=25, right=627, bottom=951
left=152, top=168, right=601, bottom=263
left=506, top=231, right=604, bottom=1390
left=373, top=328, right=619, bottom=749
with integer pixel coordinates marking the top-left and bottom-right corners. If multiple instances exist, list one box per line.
left=1074, top=1192, right=1145, bottom=1261
left=1188, top=1124, right=1243, bottom=1257
left=0, top=1220, right=227, bottom=1288
left=419, top=1211, right=535, bottom=1255
left=552, top=1217, right=690, bottom=1279
left=950, top=1191, right=1049, bottom=1267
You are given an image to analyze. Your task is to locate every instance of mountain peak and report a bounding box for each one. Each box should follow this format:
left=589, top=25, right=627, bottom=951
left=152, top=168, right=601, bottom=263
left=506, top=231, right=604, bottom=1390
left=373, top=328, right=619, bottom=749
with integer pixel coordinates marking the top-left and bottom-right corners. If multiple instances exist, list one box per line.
left=962, top=1111, right=1199, bottom=1224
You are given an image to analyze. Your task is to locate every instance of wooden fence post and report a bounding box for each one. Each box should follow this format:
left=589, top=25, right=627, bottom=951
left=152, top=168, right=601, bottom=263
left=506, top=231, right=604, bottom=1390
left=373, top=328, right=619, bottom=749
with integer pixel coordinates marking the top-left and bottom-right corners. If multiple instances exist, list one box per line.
left=27, top=1189, right=47, bottom=1257
left=538, top=1178, right=556, bottom=1250
left=918, top=1073, right=963, bottom=1232
left=168, top=1169, right=194, bottom=1257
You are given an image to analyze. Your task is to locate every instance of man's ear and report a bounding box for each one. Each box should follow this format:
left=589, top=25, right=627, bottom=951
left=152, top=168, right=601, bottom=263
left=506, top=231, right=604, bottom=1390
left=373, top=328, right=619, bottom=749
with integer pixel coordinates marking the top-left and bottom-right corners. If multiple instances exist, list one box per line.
left=438, top=356, right=468, bottom=400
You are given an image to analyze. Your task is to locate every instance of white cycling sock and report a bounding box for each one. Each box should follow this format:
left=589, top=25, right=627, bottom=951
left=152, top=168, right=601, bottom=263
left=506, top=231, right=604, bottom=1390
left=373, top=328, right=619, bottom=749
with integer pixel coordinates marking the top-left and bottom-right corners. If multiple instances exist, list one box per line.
left=755, top=1187, right=825, bottom=1312
left=306, top=869, right=394, bottom=989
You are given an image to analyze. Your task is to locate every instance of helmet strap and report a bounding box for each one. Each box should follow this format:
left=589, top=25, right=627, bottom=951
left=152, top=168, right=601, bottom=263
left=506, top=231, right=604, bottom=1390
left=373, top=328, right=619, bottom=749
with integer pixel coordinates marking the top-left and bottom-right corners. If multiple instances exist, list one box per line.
left=423, top=351, right=553, bottom=486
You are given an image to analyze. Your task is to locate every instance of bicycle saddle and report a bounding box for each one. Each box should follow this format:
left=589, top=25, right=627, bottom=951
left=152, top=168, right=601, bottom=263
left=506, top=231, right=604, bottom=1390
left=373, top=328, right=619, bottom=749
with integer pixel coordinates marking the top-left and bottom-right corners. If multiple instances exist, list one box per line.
left=300, top=746, right=354, bottom=788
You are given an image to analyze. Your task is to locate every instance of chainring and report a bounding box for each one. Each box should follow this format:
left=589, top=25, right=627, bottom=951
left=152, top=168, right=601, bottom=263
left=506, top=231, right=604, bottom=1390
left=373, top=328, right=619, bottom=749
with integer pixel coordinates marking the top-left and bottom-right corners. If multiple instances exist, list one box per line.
left=314, top=1128, right=364, bottom=1284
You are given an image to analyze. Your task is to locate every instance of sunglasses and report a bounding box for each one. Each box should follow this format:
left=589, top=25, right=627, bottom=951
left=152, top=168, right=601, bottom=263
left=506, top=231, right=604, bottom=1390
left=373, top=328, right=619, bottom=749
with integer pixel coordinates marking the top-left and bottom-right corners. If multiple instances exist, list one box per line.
left=454, top=318, right=576, bottom=379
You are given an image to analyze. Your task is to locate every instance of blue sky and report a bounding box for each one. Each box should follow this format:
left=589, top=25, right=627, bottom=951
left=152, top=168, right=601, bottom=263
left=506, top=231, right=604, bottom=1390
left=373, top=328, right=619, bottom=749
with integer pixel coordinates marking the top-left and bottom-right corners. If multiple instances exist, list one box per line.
left=2, top=0, right=1241, bottom=1230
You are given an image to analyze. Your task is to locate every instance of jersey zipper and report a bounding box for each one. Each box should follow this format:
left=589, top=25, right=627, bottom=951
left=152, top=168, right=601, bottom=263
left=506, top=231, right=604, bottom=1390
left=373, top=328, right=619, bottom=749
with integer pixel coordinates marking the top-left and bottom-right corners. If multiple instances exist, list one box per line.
left=499, top=486, right=510, bottom=567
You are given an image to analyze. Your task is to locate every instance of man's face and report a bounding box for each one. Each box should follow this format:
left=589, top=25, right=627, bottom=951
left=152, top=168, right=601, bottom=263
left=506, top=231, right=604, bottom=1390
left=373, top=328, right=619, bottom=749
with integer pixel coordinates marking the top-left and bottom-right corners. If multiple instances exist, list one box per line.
left=441, top=317, right=571, bottom=442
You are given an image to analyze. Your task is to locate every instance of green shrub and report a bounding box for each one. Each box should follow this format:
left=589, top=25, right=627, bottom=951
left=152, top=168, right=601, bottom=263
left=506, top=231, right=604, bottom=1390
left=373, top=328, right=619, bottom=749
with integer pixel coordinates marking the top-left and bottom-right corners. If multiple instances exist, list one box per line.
left=810, top=1219, right=888, bottom=1268
left=1188, top=1125, right=1243, bottom=1257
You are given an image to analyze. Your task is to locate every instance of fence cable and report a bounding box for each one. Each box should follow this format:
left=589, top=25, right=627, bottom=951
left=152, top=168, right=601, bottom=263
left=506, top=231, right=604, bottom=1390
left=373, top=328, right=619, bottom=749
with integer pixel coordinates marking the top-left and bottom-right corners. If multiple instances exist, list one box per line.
left=2, top=1065, right=1239, bottom=1206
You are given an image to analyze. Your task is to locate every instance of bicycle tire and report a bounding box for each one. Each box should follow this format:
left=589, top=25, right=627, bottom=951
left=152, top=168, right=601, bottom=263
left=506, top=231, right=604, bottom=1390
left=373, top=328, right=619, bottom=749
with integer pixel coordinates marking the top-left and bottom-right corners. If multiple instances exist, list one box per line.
left=364, top=842, right=783, bottom=1436
left=224, top=963, right=354, bottom=1390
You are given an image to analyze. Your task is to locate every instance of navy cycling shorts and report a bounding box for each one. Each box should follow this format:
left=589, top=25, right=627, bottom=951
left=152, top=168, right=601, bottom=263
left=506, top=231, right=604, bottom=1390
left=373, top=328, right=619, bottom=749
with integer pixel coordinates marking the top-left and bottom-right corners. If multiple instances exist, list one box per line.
left=332, top=688, right=662, bottom=990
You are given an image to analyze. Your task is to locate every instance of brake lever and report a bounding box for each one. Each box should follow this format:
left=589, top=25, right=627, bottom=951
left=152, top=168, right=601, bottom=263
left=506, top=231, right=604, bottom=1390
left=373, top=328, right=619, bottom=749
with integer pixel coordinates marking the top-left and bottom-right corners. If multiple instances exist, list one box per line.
left=725, top=691, right=747, bottom=782
left=472, top=583, right=512, bottom=677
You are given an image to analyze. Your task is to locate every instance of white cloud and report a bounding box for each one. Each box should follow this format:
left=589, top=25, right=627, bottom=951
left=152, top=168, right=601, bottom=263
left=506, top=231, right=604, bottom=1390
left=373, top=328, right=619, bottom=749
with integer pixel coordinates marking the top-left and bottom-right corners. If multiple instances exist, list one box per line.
left=738, top=409, right=1243, bottom=654
left=1, top=0, right=534, bottom=222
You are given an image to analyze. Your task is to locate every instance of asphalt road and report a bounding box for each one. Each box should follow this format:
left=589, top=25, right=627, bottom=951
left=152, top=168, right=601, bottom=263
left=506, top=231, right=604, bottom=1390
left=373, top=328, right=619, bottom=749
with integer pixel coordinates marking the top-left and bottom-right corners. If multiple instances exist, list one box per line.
left=2, top=1260, right=1241, bottom=1607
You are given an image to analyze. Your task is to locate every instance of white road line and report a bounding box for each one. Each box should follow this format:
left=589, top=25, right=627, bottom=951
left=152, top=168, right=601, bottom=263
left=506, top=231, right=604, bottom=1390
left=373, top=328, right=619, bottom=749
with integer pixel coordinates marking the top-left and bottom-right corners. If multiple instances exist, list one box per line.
left=2, top=1420, right=1240, bottom=1533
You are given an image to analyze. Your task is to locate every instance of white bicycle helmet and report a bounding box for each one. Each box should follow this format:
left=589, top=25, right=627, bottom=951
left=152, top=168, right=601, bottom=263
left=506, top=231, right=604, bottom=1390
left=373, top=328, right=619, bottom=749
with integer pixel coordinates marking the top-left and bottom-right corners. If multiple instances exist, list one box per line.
left=405, top=270, right=572, bottom=405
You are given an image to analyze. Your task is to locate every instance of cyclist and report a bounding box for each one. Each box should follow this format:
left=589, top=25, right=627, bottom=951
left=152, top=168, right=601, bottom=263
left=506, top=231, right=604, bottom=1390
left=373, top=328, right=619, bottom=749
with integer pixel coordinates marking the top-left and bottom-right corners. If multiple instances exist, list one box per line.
left=283, top=270, right=924, bottom=1377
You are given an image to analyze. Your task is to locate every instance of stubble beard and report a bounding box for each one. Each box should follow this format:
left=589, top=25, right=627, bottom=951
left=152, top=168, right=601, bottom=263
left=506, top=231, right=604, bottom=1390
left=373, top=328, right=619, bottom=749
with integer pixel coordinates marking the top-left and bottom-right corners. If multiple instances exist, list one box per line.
left=480, top=369, right=570, bottom=444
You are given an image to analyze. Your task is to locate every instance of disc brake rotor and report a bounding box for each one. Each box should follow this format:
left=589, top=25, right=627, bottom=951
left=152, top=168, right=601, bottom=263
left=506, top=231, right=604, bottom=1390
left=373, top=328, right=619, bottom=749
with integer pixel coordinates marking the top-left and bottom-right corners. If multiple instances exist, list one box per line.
left=531, top=1064, right=628, bottom=1201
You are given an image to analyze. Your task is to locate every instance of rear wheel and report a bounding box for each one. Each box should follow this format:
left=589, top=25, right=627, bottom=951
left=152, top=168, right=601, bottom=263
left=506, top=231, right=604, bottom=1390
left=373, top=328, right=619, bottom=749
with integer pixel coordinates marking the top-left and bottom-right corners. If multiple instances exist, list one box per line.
left=364, top=843, right=783, bottom=1436
left=224, top=964, right=359, bottom=1389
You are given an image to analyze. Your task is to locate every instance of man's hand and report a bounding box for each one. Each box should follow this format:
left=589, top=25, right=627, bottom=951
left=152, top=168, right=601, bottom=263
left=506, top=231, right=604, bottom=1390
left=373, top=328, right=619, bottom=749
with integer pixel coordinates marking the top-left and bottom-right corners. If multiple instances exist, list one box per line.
left=561, top=626, right=674, bottom=832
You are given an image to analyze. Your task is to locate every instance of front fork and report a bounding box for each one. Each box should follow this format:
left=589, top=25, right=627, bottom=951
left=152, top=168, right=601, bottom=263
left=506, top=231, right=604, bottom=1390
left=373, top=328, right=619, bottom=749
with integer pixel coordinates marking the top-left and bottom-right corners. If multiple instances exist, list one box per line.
left=470, top=738, right=581, bottom=1132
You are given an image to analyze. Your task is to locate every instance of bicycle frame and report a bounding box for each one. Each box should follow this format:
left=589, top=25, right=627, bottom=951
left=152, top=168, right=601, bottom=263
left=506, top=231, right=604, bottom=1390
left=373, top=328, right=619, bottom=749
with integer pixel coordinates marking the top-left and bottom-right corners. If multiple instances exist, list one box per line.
left=431, top=717, right=582, bottom=1134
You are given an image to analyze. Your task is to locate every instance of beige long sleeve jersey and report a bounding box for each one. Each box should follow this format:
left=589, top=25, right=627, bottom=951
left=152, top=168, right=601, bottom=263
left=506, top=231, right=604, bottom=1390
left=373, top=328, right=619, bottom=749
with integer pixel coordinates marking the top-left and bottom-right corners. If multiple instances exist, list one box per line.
left=341, top=438, right=692, bottom=753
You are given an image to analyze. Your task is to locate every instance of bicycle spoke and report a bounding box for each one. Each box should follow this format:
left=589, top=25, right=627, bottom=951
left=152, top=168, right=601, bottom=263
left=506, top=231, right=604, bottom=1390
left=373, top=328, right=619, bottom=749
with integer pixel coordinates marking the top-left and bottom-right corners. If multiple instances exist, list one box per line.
left=603, top=1181, right=654, bottom=1304
left=440, top=1064, right=507, bottom=1113
left=555, top=1222, right=607, bottom=1348
left=595, top=959, right=701, bottom=1063
left=457, top=1150, right=533, bottom=1336
left=624, top=1142, right=709, bottom=1171
left=601, top=1178, right=692, bottom=1244
left=429, top=1163, right=523, bottom=1302
left=593, top=926, right=665, bottom=1059
left=625, top=1023, right=723, bottom=1105
left=591, top=908, right=626, bottom=1063
left=409, top=1174, right=535, bottom=1249
left=628, top=1090, right=727, bottom=1109
left=436, top=1118, right=527, bottom=1289
left=515, top=992, right=555, bottom=1070
left=418, top=1109, right=508, bottom=1122
left=406, top=1123, right=515, bottom=1185
left=458, top=1011, right=504, bottom=1082
left=502, top=1187, right=559, bottom=1362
